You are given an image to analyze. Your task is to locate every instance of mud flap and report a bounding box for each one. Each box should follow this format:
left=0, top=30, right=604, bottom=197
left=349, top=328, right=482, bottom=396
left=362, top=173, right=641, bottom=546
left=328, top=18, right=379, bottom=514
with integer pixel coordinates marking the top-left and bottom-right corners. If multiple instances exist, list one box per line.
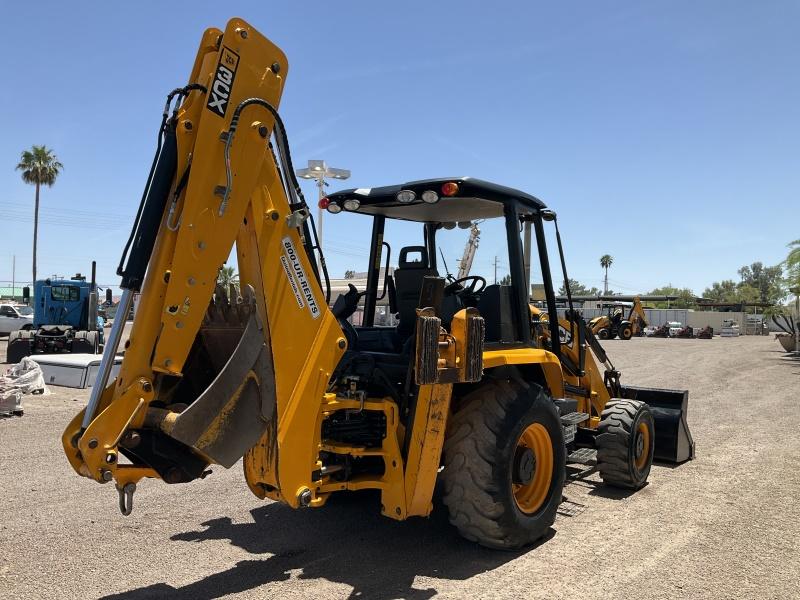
left=167, top=295, right=276, bottom=468
left=619, top=385, right=695, bottom=463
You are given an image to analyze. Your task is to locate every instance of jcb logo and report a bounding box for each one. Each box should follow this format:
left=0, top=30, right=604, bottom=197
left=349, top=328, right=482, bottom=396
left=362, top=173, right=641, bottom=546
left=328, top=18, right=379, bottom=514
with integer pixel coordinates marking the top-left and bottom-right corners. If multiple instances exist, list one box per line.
left=206, top=47, right=240, bottom=118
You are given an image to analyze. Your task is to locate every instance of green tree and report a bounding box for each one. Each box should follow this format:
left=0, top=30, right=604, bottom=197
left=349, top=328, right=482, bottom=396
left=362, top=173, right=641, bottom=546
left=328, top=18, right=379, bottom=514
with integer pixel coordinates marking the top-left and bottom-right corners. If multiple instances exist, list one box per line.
left=599, top=254, right=613, bottom=294
left=558, top=279, right=601, bottom=296
left=734, top=283, right=760, bottom=304
left=217, top=266, right=238, bottom=289
left=344, top=270, right=356, bottom=279
left=649, top=285, right=696, bottom=308
left=703, top=279, right=739, bottom=303
left=16, top=145, right=63, bottom=284
left=785, top=239, right=800, bottom=296
left=499, top=274, right=512, bottom=286
left=787, top=239, right=800, bottom=273
left=737, top=261, right=783, bottom=303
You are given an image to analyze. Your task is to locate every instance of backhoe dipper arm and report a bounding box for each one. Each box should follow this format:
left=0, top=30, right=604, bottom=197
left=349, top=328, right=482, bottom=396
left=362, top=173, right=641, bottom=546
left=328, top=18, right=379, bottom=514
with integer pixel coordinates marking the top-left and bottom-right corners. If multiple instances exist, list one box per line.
left=62, top=19, right=346, bottom=511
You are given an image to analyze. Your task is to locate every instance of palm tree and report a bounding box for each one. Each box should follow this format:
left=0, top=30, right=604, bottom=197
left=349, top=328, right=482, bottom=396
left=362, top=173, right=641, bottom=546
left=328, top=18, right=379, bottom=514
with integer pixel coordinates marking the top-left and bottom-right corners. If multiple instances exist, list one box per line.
left=785, top=239, right=800, bottom=296
left=16, top=145, right=63, bottom=284
left=217, top=266, right=238, bottom=289
left=600, top=254, right=613, bottom=295
left=787, top=239, right=800, bottom=273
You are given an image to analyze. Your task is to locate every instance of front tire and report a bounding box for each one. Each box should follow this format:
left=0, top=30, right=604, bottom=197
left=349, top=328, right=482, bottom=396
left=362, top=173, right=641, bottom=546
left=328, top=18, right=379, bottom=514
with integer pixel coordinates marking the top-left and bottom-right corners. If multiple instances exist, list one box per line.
left=597, top=328, right=610, bottom=340
left=596, top=399, right=654, bottom=489
left=442, top=379, right=565, bottom=549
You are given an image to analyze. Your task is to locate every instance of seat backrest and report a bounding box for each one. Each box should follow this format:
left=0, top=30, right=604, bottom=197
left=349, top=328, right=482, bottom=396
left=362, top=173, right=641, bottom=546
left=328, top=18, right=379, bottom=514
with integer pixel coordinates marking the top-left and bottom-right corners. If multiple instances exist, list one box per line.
left=394, top=246, right=437, bottom=336
left=476, top=284, right=515, bottom=342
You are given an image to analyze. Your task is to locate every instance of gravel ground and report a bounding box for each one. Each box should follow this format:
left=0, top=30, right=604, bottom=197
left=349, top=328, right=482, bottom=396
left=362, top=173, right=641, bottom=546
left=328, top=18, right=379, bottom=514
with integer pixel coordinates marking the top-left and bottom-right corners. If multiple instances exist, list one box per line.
left=1, top=335, right=798, bottom=600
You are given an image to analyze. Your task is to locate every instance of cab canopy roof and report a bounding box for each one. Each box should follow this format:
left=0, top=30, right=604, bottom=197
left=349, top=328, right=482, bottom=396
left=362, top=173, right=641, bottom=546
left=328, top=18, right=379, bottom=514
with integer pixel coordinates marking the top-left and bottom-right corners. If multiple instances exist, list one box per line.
left=325, top=177, right=547, bottom=223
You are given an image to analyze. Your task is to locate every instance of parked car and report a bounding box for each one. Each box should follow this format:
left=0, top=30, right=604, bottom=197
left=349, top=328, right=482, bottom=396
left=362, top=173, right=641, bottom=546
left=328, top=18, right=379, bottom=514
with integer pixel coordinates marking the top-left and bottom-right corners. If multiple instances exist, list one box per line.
left=667, top=321, right=684, bottom=337
left=0, top=304, right=34, bottom=335
left=643, top=325, right=658, bottom=337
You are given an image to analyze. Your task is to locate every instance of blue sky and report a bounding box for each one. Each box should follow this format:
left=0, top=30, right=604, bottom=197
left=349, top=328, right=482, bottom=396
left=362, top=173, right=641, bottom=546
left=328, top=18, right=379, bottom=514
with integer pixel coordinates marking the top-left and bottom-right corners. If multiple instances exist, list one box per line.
left=1, top=1, right=797, bottom=297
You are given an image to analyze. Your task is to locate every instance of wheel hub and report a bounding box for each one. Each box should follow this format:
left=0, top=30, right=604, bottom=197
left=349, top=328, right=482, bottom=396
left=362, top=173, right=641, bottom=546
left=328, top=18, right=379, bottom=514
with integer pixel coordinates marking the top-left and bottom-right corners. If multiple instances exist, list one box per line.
left=513, top=446, right=536, bottom=485
left=635, top=432, right=644, bottom=458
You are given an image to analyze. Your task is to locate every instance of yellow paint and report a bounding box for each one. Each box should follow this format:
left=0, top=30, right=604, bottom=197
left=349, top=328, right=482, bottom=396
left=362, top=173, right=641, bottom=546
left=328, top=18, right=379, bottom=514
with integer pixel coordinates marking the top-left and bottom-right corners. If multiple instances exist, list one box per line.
left=404, top=384, right=453, bottom=517
left=512, top=422, right=553, bottom=514
left=635, top=420, right=651, bottom=470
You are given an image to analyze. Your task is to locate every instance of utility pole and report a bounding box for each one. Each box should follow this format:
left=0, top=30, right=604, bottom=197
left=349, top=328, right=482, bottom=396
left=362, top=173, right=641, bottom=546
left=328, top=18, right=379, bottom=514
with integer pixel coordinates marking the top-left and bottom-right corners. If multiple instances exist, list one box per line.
left=12, top=255, right=15, bottom=300
left=493, top=255, right=498, bottom=284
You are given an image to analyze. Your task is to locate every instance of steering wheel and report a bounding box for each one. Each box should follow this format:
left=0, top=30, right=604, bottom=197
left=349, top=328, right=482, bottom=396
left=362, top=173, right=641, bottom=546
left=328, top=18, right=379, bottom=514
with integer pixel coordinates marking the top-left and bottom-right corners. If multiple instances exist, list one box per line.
left=444, top=275, right=486, bottom=297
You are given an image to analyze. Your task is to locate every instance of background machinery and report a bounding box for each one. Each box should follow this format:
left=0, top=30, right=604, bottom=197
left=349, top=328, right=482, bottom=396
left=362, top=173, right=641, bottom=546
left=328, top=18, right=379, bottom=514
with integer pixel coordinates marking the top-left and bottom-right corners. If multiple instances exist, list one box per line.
left=7, top=263, right=104, bottom=363
left=62, top=19, right=694, bottom=550
left=559, top=295, right=650, bottom=341
left=587, top=297, right=649, bottom=340
left=456, top=222, right=481, bottom=279
left=588, top=303, right=634, bottom=340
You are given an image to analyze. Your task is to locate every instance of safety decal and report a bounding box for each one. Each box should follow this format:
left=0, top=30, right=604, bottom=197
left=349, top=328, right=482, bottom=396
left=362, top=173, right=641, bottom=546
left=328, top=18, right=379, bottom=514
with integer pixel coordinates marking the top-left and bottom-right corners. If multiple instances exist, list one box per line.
left=206, top=46, right=240, bottom=118
left=281, top=237, right=321, bottom=319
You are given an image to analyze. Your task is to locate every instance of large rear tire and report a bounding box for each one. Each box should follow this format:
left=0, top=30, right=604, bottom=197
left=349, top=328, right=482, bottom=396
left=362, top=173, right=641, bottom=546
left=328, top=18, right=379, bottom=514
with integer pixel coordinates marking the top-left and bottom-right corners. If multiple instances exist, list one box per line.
left=596, top=399, right=654, bottom=489
left=618, top=322, right=633, bottom=340
left=442, top=379, right=565, bottom=549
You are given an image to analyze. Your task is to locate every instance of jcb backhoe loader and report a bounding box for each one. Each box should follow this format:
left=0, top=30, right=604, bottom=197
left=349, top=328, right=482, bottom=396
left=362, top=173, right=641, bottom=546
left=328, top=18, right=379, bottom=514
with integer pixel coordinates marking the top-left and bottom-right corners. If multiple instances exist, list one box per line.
left=63, top=18, right=694, bottom=550
left=588, top=296, right=648, bottom=340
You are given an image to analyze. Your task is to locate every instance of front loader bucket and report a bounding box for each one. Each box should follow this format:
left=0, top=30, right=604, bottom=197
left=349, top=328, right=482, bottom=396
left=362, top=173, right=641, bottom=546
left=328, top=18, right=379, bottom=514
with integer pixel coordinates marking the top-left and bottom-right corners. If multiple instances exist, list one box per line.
left=619, top=385, right=695, bottom=463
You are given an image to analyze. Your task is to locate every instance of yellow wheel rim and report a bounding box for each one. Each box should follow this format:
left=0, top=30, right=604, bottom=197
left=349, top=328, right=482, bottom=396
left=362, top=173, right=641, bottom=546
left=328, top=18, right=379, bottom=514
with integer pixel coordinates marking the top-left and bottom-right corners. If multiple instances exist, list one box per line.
left=634, top=421, right=650, bottom=470
left=512, top=423, right=553, bottom=514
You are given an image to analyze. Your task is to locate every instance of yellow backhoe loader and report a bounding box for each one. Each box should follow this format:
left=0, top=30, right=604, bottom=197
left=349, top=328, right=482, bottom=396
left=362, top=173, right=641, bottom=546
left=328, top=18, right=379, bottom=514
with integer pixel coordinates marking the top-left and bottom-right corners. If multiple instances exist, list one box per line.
left=63, top=19, right=694, bottom=550
left=588, top=297, right=649, bottom=340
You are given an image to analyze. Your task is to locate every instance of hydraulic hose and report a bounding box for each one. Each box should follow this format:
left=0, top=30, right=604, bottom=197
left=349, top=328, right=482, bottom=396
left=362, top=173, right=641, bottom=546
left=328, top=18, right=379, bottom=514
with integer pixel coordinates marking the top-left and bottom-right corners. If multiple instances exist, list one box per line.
left=223, top=97, right=331, bottom=302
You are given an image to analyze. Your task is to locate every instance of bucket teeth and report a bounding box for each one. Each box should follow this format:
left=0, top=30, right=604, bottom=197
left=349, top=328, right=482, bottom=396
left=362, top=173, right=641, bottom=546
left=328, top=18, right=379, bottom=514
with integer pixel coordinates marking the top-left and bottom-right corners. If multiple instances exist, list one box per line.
left=197, top=285, right=257, bottom=372
left=165, top=284, right=277, bottom=468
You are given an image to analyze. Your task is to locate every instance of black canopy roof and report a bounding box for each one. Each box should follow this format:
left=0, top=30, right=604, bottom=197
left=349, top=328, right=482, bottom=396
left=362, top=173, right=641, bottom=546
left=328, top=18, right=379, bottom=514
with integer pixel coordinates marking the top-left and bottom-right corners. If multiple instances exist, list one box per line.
left=325, top=177, right=547, bottom=223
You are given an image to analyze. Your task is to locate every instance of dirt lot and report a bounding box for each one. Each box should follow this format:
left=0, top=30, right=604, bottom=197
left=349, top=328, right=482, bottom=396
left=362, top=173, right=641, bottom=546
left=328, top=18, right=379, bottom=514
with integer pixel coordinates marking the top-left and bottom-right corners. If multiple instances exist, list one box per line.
left=1, top=335, right=798, bottom=600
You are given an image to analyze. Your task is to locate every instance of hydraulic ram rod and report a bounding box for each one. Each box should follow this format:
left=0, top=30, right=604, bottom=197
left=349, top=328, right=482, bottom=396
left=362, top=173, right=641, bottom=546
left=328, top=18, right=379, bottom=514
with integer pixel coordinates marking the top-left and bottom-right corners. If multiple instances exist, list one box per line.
left=81, top=289, right=135, bottom=430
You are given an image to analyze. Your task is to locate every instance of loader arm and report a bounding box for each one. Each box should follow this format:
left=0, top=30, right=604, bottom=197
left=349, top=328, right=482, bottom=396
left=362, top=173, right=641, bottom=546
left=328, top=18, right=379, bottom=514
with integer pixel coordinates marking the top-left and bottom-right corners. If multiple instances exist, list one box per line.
left=62, top=18, right=346, bottom=509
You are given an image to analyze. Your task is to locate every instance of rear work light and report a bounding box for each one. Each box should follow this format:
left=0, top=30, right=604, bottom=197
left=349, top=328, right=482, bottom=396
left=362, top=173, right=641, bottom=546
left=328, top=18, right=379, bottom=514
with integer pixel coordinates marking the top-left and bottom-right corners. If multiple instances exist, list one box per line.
left=441, top=182, right=459, bottom=196
left=396, top=190, right=416, bottom=203
left=327, top=202, right=342, bottom=214
left=343, top=199, right=361, bottom=211
left=421, top=190, right=439, bottom=204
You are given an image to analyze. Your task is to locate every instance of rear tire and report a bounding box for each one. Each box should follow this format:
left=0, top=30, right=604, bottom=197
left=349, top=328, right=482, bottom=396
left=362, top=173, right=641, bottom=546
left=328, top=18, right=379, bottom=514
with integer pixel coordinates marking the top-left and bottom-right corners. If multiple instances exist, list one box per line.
left=441, top=379, right=565, bottom=549
left=618, top=323, right=633, bottom=340
left=596, top=399, right=654, bottom=489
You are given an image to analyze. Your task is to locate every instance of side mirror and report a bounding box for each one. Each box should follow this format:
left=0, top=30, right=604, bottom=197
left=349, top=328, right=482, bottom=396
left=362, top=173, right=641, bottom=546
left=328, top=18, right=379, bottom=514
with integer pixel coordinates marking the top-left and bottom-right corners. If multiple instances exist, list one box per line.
left=22, top=286, right=30, bottom=302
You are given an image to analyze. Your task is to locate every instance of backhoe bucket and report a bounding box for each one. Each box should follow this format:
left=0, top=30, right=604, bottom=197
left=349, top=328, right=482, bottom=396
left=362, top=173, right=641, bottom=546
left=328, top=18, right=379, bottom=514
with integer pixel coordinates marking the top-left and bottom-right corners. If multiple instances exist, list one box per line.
left=619, top=385, right=695, bottom=463
left=156, top=286, right=277, bottom=469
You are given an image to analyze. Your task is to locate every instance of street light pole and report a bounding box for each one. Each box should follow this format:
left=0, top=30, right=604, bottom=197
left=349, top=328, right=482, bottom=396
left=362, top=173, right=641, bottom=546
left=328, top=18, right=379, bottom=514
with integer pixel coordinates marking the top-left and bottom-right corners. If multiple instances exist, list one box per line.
left=295, top=160, right=351, bottom=249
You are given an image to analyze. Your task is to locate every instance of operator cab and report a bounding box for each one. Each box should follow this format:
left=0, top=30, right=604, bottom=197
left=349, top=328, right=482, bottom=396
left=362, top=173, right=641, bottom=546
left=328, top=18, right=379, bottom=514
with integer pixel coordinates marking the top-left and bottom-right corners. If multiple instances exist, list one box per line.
left=325, top=177, right=564, bottom=358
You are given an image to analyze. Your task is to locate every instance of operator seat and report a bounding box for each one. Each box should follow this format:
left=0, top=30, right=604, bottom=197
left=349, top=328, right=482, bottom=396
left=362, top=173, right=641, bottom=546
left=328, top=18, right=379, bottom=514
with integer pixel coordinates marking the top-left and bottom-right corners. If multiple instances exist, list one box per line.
left=394, top=246, right=438, bottom=338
